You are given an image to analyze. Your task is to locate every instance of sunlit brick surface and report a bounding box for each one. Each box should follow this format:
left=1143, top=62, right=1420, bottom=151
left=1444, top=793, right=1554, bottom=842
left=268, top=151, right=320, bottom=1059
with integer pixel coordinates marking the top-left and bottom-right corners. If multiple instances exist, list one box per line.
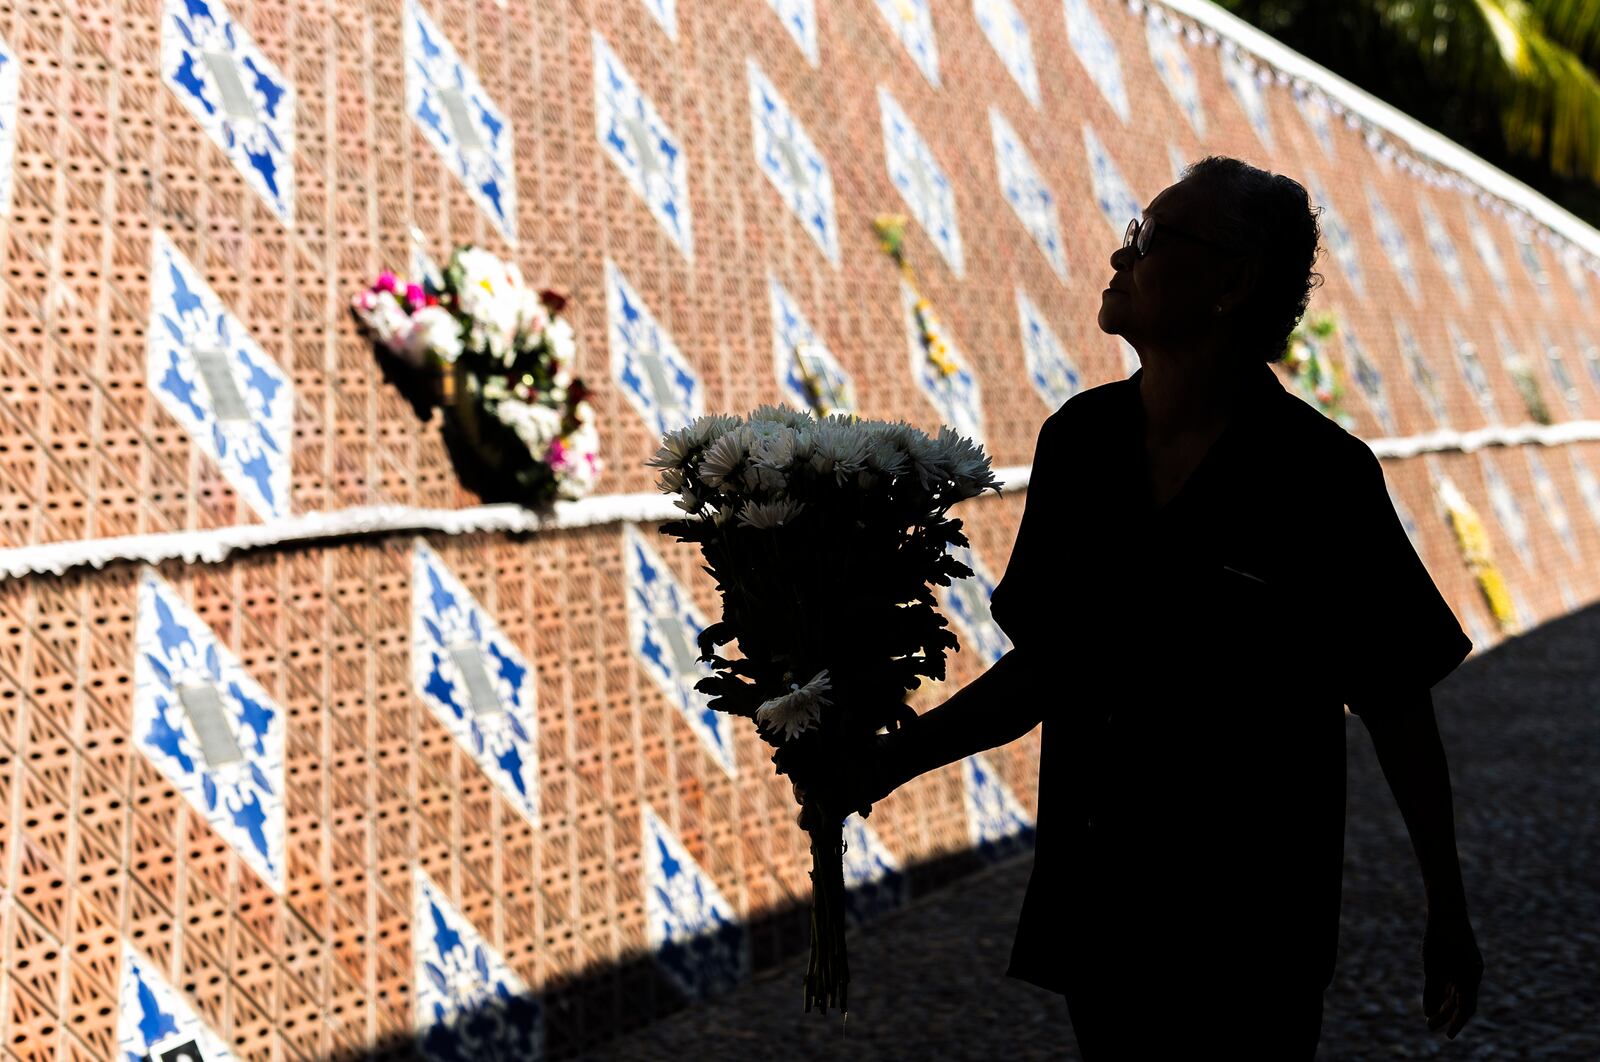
left=0, top=0, right=1597, bottom=1057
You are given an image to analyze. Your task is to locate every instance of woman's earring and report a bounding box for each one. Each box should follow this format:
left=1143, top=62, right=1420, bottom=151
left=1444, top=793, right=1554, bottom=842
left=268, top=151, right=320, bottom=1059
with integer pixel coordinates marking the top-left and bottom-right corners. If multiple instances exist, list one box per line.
left=1213, top=304, right=1222, bottom=314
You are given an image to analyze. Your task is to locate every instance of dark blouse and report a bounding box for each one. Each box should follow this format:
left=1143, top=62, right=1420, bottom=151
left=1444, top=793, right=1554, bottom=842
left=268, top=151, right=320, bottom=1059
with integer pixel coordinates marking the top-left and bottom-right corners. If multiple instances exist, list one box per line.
left=986, top=362, right=1472, bottom=998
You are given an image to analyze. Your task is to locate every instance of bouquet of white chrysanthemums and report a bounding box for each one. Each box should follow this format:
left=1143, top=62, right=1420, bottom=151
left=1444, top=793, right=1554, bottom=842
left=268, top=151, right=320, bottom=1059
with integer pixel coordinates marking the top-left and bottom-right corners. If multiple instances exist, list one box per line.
left=650, top=403, right=1001, bottom=1016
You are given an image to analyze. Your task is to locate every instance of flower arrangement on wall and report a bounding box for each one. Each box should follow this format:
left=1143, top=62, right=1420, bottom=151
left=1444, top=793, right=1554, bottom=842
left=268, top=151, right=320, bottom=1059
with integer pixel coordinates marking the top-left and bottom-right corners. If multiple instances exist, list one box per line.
left=351, top=247, right=604, bottom=504
left=873, top=214, right=960, bottom=380
left=1282, top=311, right=1354, bottom=429
left=1437, top=476, right=1519, bottom=634
left=1504, top=356, right=1553, bottom=425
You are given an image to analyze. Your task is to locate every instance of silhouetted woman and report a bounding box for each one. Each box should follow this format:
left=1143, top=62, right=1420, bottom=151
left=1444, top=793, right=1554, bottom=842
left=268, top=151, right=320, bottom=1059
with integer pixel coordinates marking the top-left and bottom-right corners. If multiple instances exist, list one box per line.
left=791, top=156, right=1484, bottom=1059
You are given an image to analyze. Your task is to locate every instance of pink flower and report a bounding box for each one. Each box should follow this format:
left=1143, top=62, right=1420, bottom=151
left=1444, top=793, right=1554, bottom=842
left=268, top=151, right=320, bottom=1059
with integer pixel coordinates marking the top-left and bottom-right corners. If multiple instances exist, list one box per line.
left=546, top=437, right=570, bottom=469
left=375, top=270, right=399, bottom=294
left=404, top=283, right=427, bottom=308
left=352, top=290, right=377, bottom=312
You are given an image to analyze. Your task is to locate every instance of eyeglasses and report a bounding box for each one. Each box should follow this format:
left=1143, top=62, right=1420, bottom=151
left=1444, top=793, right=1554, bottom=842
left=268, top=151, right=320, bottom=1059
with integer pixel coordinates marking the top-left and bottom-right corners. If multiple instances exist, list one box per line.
left=1122, top=216, right=1235, bottom=261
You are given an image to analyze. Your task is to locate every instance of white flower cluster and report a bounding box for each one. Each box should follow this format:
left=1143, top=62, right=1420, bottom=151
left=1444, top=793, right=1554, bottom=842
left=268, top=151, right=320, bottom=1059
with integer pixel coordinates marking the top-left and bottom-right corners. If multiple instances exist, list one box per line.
left=754, top=669, right=833, bottom=742
left=647, top=403, right=999, bottom=528
left=452, top=247, right=550, bottom=365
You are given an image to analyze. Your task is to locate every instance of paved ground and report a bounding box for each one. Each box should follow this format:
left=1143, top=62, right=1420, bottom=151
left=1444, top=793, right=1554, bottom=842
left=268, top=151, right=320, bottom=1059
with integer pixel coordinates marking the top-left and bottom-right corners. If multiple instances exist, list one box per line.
left=582, top=603, right=1600, bottom=1060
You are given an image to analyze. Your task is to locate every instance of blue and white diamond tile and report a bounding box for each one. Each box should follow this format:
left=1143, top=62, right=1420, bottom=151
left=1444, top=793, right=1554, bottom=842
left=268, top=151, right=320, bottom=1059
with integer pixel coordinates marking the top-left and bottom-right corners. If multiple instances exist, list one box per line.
left=1507, top=221, right=1553, bottom=303
left=134, top=569, right=286, bottom=891
left=1580, top=331, right=1600, bottom=391
left=0, top=35, right=16, bottom=220
left=768, top=0, right=820, bottom=66
left=622, top=524, right=737, bottom=778
left=1567, top=450, right=1600, bottom=529
left=1015, top=288, right=1081, bottom=413
left=594, top=31, right=693, bottom=257
left=990, top=109, right=1067, bottom=279
left=160, top=0, right=294, bottom=222
left=1448, top=321, right=1499, bottom=423
left=1304, top=174, right=1364, bottom=297
left=1417, top=194, right=1471, bottom=305
left=769, top=275, right=855, bottom=417
left=640, top=0, right=677, bottom=39
left=411, top=541, right=540, bottom=824
left=1466, top=209, right=1512, bottom=301
left=843, top=813, right=908, bottom=928
left=1478, top=451, right=1534, bottom=570
left=1536, top=327, right=1581, bottom=415
left=119, top=946, right=234, bottom=1062
left=874, top=0, right=940, bottom=86
left=1145, top=15, right=1206, bottom=138
left=974, top=0, right=1040, bottom=108
left=1118, top=337, right=1141, bottom=377
left=607, top=259, right=705, bottom=438
left=939, top=544, right=1013, bottom=667
left=962, top=752, right=1035, bottom=863
left=404, top=0, right=517, bottom=242
left=1461, top=604, right=1495, bottom=657
left=1386, top=483, right=1422, bottom=557
left=1292, top=87, right=1335, bottom=158
left=642, top=804, right=750, bottom=1001
left=1220, top=45, right=1274, bottom=153
left=902, top=280, right=984, bottom=449
left=1557, top=243, right=1590, bottom=299
left=148, top=232, right=294, bottom=521
left=1395, top=318, right=1449, bottom=428
left=1062, top=0, right=1131, bottom=125
left=1340, top=325, right=1395, bottom=435
left=880, top=87, right=963, bottom=276
left=414, top=870, right=542, bottom=1062
left=1082, top=124, right=1143, bottom=239
left=1525, top=449, right=1578, bottom=565
left=748, top=61, right=839, bottom=265
left=1167, top=142, right=1190, bottom=185
left=1365, top=183, right=1420, bottom=303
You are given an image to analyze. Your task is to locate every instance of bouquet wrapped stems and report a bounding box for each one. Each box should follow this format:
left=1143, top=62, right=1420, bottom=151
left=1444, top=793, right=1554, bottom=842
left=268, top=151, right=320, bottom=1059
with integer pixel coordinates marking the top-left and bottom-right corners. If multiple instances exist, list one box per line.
left=801, top=804, right=849, bottom=1013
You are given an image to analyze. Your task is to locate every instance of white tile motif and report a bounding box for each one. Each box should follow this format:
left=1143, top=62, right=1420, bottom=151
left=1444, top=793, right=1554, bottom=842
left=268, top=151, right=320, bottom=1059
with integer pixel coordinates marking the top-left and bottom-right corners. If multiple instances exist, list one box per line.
left=642, top=804, right=750, bottom=1000
left=0, top=35, right=17, bottom=220
left=119, top=946, right=235, bottom=1062
left=1292, top=87, right=1335, bottom=157
left=1567, top=450, right=1600, bottom=529
left=1305, top=173, right=1365, bottom=297
left=148, top=231, right=294, bottom=522
left=1145, top=14, right=1206, bottom=138
left=974, top=0, right=1041, bottom=107
left=767, top=0, right=820, bottom=66
left=1342, top=326, right=1396, bottom=435
left=940, top=544, right=1014, bottom=667
left=1220, top=45, right=1274, bottom=152
left=640, top=0, right=677, bottom=38
left=748, top=61, right=839, bottom=264
left=875, top=0, right=941, bottom=86
left=990, top=109, right=1067, bottom=279
left=1082, top=124, right=1143, bottom=239
left=1387, top=484, right=1422, bottom=557
left=769, top=276, right=855, bottom=417
left=1579, top=331, right=1600, bottom=393
left=962, top=752, right=1035, bottom=862
left=1365, top=182, right=1420, bottom=303
left=842, top=813, right=909, bottom=927
left=1467, top=208, right=1512, bottom=301
left=1448, top=321, right=1499, bottom=424
left=405, top=0, right=517, bottom=241
left=1417, top=194, right=1471, bottom=305
left=1395, top=318, right=1449, bottom=428
left=1507, top=220, right=1553, bottom=304
left=160, top=0, right=294, bottom=221
left=1524, top=450, right=1577, bottom=564
left=414, top=870, right=542, bottom=1061
left=1537, top=326, right=1581, bottom=415
left=902, top=280, right=984, bottom=449
left=1556, top=242, right=1591, bottom=299
left=880, top=87, right=963, bottom=276
left=411, top=541, right=541, bottom=824
left=594, top=31, right=693, bottom=257
left=1062, top=0, right=1131, bottom=124
left=1478, top=451, right=1533, bottom=570
left=607, top=259, right=705, bottom=437
left=622, top=525, right=737, bottom=777
left=134, top=570, right=286, bottom=890
left=1016, top=288, right=1081, bottom=413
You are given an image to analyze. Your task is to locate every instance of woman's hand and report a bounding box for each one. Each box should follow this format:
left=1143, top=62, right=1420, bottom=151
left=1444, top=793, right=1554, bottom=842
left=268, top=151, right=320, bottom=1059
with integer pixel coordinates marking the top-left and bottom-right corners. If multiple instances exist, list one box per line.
left=1422, top=908, right=1483, bottom=1040
left=785, top=732, right=900, bottom=828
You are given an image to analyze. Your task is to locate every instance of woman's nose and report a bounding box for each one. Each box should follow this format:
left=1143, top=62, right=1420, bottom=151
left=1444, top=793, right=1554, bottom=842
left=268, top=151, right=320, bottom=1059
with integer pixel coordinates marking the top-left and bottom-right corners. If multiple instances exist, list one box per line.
left=1109, top=243, right=1136, bottom=271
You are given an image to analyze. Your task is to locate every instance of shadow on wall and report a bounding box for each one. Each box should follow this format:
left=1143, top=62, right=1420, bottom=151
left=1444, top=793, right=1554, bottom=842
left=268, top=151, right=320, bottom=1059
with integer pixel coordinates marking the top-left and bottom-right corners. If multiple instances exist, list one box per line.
left=321, top=839, right=1028, bottom=1061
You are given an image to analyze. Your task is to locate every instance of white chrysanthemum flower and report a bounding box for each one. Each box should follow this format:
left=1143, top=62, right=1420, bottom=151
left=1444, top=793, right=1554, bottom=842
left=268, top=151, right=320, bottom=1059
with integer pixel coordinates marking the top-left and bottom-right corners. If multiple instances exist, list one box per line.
left=754, top=669, right=833, bottom=742
left=496, top=399, right=565, bottom=452
left=645, top=425, right=698, bottom=470
left=402, top=305, right=464, bottom=364
left=711, top=501, right=738, bottom=526
left=751, top=425, right=798, bottom=470
left=735, top=496, right=805, bottom=529
left=741, top=463, right=787, bottom=493
left=673, top=487, right=706, bottom=514
left=546, top=317, right=577, bottom=366
left=656, top=466, right=687, bottom=494
left=698, top=430, right=747, bottom=488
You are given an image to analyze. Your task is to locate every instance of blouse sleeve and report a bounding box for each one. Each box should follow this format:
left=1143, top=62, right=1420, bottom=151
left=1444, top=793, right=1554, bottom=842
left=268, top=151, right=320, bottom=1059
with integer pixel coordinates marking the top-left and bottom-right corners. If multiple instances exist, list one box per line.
left=988, top=412, right=1063, bottom=655
left=1328, top=445, right=1473, bottom=716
